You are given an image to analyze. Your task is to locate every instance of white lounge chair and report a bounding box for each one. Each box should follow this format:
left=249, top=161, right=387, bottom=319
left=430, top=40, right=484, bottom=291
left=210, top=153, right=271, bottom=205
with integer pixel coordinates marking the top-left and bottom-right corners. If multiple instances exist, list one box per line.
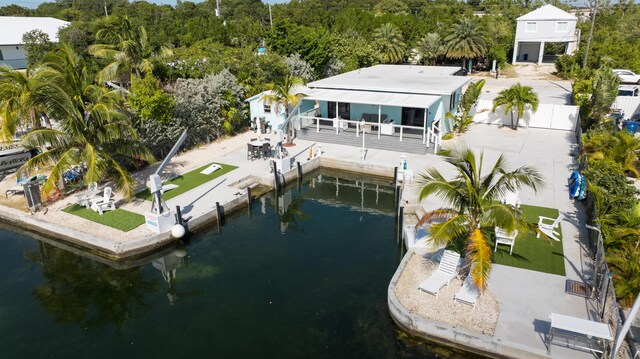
left=418, top=250, right=460, bottom=298
left=537, top=213, right=564, bottom=241
left=90, top=186, right=116, bottom=215
left=494, top=227, right=518, bottom=255
left=454, top=275, right=480, bottom=308
left=501, top=189, right=521, bottom=208
left=76, top=182, right=99, bottom=208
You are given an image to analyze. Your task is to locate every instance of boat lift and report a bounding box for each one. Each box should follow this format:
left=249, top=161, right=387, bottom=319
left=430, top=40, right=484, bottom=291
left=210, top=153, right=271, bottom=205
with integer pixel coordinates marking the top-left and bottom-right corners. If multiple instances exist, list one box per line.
left=145, top=130, right=188, bottom=234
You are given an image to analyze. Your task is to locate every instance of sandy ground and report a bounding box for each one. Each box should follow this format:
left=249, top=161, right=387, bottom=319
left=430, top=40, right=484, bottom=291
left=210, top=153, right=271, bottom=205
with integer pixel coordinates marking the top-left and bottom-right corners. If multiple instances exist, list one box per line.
left=474, top=63, right=561, bottom=81
left=394, top=252, right=499, bottom=336
left=0, top=130, right=256, bottom=241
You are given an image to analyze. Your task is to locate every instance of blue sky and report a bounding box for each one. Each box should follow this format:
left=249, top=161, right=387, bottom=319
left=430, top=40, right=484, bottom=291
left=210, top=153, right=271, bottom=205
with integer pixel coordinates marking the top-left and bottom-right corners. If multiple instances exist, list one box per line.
left=0, top=0, right=289, bottom=9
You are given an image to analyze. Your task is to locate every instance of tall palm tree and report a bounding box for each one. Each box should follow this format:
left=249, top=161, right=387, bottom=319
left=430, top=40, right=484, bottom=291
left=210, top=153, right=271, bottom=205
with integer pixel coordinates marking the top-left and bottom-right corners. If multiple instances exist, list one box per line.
left=18, top=44, right=155, bottom=198
left=444, top=17, right=487, bottom=71
left=417, top=32, right=443, bottom=65
left=0, top=65, right=54, bottom=141
left=492, top=83, right=539, bottom=130
left=89, top=16, right=172, bottom=84
left=373, top=23, right=406, bottom=64
left=260, top=75, right=306, bottom=145
left=415, top=148, right=544, bottom=290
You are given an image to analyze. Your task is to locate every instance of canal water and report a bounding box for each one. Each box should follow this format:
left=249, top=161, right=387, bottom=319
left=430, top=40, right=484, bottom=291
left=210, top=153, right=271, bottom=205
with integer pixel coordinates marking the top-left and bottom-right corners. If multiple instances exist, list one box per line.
left=0, top=171, right=470, bottom=358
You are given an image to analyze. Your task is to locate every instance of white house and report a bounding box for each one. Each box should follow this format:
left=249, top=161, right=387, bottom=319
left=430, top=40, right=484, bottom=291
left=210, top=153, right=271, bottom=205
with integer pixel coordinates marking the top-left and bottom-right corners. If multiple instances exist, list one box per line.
left=512, top=5, right=580, bottom=65
left=0, top=16, right=70, bottom=69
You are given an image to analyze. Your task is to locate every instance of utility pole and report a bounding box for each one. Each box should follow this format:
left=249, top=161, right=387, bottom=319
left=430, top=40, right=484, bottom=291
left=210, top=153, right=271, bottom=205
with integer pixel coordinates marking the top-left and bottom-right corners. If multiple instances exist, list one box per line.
left=582, top=0, right=598, bottom=68
left=103, top=0, right=108, bottom=16
left=215, top=0, right=221, bottom=17
left=268, top=4, right=273, bottom=28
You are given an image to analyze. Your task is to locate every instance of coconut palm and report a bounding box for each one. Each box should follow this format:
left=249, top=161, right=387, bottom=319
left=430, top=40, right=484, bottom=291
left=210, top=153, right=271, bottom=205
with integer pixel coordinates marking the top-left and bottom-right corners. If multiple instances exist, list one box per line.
left=260, top=75, right=306, bottom=145
left=417, top=32, right=443, bottom=65
left=18, top=44, right=155, bottom=198
left=373, top=23, right=406, bottom=64
left=0, top=65, right=55, bottom=141
left=492, top=83, right=539, bottom=130
left=444, top=17, right=487, bottom=71
left=415, top=148, right=544, bottom=290
left=89, top=16, right=172, bottom=84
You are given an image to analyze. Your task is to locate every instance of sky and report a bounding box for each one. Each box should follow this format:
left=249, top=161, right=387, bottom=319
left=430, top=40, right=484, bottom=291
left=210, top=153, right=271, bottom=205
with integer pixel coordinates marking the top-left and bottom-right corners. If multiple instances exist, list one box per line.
left=0, top=0, right=289, bottom=9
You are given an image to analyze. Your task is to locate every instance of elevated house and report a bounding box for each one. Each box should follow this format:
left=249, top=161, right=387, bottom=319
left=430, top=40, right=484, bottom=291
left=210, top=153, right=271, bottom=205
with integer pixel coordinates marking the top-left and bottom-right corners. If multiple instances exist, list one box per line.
left=246, top=65, right=469, bottom=154
left=0, top=16, right=69, bottom=69
left=512, top=5, right=579, bottom=65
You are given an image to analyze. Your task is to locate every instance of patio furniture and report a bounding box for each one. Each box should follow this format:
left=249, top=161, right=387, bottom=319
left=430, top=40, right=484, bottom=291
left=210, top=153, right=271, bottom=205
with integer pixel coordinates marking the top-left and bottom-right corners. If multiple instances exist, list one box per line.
left=501, top=189, right=521, bottom=207
left=261, top=142, right=271, bottom=159
left=247, top=143, right=257, bottom=161
left=90, top=186, right=116, bottom=215
left=75, top=182, right=100, bottom=208
left=546, top=312, right=613, bottom=356
left=380, top=119, right=395, bottom=135
left=454, top=275, right=480, bottom=308
left=537, top=213, right=564, bottom=241
left=494, top=227, right=518, bottom=255
left=418, top=250, right=460, bottom=298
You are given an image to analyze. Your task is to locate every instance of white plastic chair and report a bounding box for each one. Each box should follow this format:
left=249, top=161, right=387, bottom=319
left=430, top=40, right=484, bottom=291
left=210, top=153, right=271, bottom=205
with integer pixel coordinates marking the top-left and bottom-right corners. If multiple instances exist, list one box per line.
left=418, top=250, right=460, bottom=298
left=90, top=186, right=116, bottom=215
left=494, top=227, right=518, bottom=255
left=502, top=189, right=521, bottom=208
left=537, top=213, right=564, bottom=241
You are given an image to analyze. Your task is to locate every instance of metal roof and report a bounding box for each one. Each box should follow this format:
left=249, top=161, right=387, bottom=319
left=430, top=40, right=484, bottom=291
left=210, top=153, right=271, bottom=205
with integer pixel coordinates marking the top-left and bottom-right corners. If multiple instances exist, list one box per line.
left=307, top=65, right=470, bottom=96
left=517, top=5, right=576, bottom=21
left=0, top=16, right=69, bottom=45
left=304, top=88, right=439, bottom=109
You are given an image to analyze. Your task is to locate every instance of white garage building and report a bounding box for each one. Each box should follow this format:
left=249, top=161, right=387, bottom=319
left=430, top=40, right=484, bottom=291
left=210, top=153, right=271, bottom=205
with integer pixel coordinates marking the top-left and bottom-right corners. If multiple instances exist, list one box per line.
left=512, top=5, right=580, bottom=65
left=0, top=16, right=69, bottom=69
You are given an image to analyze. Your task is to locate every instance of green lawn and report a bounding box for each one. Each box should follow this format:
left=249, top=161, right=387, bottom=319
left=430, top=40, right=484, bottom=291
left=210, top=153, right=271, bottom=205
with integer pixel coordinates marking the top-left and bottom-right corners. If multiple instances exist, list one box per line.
left=63, top=204, right=145, bottom=232
left=487, top=204, right=566, bottom=276
left=135, top=162, right=238, bottom=201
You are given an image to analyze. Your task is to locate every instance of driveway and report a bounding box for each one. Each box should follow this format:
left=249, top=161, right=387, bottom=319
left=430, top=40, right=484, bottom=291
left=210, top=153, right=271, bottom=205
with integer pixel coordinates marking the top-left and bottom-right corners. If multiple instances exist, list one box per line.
left=472, top=77, right=573, bottom=106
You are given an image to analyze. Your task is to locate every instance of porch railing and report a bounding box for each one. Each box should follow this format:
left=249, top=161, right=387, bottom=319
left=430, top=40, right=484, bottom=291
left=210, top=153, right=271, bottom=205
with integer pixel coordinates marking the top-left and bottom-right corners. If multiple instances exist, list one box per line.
left=296, top=114, right=441, bottom=150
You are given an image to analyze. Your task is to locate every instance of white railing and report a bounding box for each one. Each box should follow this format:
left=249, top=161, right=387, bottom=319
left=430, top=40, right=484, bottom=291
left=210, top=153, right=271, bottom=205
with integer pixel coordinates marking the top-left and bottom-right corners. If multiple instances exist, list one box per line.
left=297, top=115, right=441, bottom=149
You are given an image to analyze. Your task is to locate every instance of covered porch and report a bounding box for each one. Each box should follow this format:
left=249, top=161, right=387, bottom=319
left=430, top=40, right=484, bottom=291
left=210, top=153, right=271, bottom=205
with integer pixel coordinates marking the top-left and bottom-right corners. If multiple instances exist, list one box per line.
left=291, top=88, right=447, bottom=152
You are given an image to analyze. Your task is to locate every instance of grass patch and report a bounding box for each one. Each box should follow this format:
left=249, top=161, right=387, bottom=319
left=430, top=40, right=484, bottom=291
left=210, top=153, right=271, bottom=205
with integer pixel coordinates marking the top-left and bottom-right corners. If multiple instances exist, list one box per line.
left=63, top=204, right=145, bottom=232
left=487, top=204, right=566, bottom=276
left=135, top=162, right=237, bottom=201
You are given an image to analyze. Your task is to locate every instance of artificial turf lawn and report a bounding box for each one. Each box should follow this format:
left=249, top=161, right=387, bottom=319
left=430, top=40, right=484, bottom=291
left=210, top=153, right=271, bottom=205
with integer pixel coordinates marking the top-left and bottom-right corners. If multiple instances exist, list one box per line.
left=62, top=204, right=145, bottom=232
left=487, top=204, right=566, bottom=276
left=135, top=162, right=238, bottom=201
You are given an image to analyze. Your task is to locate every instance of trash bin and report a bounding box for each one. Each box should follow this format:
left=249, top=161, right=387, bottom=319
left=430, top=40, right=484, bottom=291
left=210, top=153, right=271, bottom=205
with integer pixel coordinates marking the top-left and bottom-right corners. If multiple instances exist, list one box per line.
left=24, top=183, right=42, bottom=211
left=625, top=121, right=639, bottom=134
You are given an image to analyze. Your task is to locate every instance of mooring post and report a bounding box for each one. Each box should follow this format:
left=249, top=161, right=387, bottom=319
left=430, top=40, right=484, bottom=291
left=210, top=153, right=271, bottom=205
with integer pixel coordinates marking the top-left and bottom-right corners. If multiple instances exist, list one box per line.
left=297, top=161, right=302, bottom=181
left=175, top=205, right=183, bottom=225
left=246, top=187, right=252, bottom=217
left=271, top=160, right=279, bottom=193
left=397, top=206, right=404, bottom=245
left=215, top=201, right=222, bottom=232
left=393, top=166, right=398, bottom=186
left=395, top=185, right=401, bottom=212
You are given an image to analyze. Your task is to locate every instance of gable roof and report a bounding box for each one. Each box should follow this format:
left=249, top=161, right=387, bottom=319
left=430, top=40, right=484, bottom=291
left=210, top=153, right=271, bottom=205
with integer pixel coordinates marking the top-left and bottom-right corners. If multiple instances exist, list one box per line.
left=517, top=5, right=576, bottom=21
left=0, top=16, right=70, bottom=45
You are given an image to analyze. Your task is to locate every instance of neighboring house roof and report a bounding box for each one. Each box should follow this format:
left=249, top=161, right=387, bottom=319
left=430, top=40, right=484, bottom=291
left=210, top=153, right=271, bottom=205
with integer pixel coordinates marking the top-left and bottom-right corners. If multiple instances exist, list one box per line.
left=517, top=4, right=577, bottom=21
left=0, top=16, right=70, bottom=45
left=307, top=65, right=470, bottom=96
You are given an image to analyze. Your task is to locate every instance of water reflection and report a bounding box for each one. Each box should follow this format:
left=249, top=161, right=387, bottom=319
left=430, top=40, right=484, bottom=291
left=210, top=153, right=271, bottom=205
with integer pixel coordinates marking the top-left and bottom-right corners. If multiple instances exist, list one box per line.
left=151, top=246, right=188, bottom=305
left=24, top=242, right=160, bottom=332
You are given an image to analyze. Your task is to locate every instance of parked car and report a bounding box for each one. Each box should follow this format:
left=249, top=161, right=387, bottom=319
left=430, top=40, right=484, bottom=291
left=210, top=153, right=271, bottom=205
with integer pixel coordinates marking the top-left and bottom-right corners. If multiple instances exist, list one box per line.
left=618, top=86, right=639, bottom=97
left=613, top=69, right=640, bottom=84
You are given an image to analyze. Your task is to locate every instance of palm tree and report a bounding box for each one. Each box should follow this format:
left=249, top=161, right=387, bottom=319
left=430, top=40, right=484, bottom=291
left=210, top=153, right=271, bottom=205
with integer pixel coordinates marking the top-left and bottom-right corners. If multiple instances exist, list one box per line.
left=0, top=65, right=54, bottom=141
left=260, top=75, right=306, bottom=145
left=18, top=44, right=155, bottom=198
left=89, top=16, right=172, bottom=84
left=417, top=32, right=443, bottom=65
left=492, top=83, right=539, bottom=130
left=415, top=148, right=544, bottom=290
left=373, top=23, right=406, bottom=64
left=444, top=17, right=487, bottom=71
left=582, top=131, right=640, bottom=177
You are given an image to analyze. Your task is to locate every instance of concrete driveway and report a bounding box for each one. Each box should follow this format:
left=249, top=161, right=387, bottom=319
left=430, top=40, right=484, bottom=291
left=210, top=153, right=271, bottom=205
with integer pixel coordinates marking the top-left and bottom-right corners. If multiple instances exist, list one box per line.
left=471, top=77, right=573, bottom=106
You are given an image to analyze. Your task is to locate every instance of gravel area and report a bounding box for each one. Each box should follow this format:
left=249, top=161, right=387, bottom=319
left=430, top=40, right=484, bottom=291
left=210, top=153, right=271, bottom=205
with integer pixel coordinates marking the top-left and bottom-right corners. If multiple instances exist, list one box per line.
left=394, top=252, right=500, bottom=336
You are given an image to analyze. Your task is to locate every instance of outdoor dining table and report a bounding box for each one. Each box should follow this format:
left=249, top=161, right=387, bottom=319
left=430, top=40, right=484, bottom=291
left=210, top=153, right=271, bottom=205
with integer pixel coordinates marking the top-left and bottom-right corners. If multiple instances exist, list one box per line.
left=248, top=140, right=271, bottom=160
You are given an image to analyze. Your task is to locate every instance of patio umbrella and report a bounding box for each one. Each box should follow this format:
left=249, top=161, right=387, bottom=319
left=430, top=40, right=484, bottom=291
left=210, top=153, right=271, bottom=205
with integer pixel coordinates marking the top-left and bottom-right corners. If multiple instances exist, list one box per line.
left=256, top=117, right=262, bottom=140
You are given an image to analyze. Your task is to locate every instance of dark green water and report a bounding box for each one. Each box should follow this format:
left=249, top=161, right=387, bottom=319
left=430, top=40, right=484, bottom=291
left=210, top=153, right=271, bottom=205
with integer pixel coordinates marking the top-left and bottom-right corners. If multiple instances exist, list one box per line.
left=0, top=172, right=468, bottom=358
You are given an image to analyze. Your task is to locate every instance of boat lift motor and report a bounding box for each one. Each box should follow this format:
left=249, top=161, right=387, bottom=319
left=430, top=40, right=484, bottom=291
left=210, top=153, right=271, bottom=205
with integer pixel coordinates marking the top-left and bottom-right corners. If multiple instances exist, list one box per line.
left=145, top=130, right=188, bottom=234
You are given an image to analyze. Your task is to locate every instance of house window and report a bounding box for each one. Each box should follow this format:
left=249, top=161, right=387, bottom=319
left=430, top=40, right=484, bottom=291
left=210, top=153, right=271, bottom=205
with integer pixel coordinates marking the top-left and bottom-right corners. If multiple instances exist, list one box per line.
left=556, top=21, right=568, bottom=32
left=263, top=103, right=271, bottom=113
left=449, top=93, right=456, bottom=110
left=526, top=22, right=537, bottom=32
left=0, top=50, right=3, bottom=61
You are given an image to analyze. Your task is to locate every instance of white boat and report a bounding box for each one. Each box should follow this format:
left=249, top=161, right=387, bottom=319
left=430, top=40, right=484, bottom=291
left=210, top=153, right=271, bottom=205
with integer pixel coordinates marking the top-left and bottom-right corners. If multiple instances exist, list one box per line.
left=0, top=148, right=33, bottom=171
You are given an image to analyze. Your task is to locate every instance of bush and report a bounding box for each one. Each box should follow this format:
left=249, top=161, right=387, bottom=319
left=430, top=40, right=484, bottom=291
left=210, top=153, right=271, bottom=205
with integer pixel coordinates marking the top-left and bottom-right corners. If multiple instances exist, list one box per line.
left=555, top=54, right=581, bottom=79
